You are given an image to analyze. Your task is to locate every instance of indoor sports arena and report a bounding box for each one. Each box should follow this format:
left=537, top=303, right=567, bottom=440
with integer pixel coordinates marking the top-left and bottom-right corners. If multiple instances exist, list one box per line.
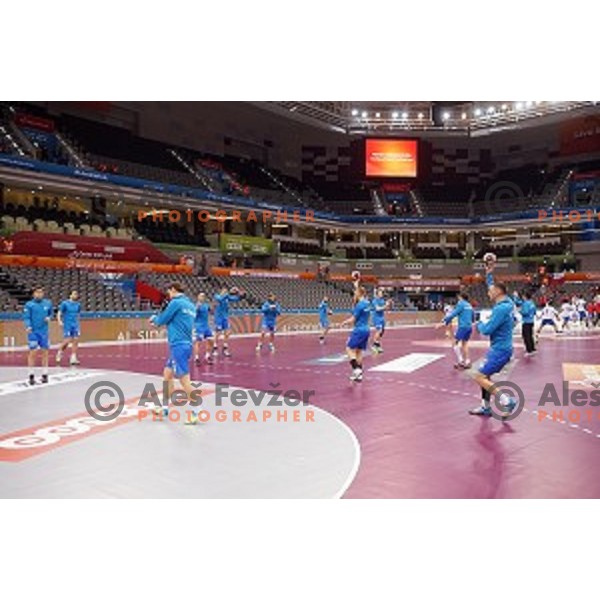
left=1, top=100, right=600, bottom=499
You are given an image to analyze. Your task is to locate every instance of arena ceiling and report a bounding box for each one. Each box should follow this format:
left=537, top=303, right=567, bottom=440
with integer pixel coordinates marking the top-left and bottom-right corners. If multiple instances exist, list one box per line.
left=253, top=101, right=597, bottom=135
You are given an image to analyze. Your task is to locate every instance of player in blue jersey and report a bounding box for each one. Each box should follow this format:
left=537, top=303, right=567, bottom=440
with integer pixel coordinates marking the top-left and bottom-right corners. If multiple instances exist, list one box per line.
left=149, top=282, right=200, bottom=425
left=513, top=290, right=537, bottom=356
left=24, top=287, right=53, bottom=385
left=256, top=293, right=282, bottom=353
left=341, top=286, right=371, bottom=382
left=318, top=296, right=333, bottom=344
left=469, top=263, right=518, bottom=418
left=193, top=292, right=214, bottom=366
left=213, top=286, right=245, bottom=357
left=436, top=291, right=474, bottom=369
left=56, top=290, right=82, bottom=366
left=371, top=288, right=392, bottom=354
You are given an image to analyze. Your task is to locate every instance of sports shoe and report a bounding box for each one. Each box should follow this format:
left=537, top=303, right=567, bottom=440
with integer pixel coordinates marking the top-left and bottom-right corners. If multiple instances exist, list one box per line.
left=56, top=351, right=62, bottom=364
left=41, top=374, right=49, bottom=384
left=205, top=354, right=214, bottom=365
left=255, top=344, right=262, bottom=353
left=70, top=357, right=80, bottom=366
left=469, top=405, right=492, bottom=417
left=269, top=344, right=275, bottom=353
left=350, top=368, right=363, bottom=382
left=223, top=348, right=232, bottom=358
left=28, top=374, right=35, bottom=386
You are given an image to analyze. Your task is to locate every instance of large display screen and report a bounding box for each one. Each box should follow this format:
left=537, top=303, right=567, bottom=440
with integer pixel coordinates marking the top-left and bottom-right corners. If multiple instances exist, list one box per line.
left=365, top=139, right=418, bottom=178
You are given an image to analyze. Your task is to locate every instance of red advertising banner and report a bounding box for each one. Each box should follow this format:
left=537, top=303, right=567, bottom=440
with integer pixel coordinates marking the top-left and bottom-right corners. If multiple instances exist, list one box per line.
left=0, top=254, right=191, bottom=274
left=560, top=114, right=600, bottom=156
left=8, top=232, right=170, bottom=264
left=15, top=113, right=55, bottom=132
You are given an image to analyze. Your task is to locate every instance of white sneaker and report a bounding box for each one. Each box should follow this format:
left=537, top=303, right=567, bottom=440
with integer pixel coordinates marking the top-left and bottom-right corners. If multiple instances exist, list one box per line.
left=255, top=344, right=262, bottom=352
left=269, top=344, right=275, bottom=353
left=350, top=368, right=363, bottom=382
left=56, top=351, right=63, bottom=364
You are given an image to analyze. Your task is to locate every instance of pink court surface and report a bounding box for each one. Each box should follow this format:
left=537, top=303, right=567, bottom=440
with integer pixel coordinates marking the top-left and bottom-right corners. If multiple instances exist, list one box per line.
left=2, top=325, right=600, bottom=498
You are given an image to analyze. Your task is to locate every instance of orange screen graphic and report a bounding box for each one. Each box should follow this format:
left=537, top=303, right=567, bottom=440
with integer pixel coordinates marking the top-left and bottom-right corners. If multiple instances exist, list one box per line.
left=365, top=139, right=418, bottom=178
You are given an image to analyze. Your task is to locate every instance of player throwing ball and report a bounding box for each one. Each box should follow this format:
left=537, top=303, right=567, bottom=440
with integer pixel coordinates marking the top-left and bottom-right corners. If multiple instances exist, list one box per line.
left=56, top=290, right=82, bottom=366
left=256, top=293, right=282, bottom=353
left=469, top=255, right=517, bottom=418
left=341, top=285, right=371, bottom=382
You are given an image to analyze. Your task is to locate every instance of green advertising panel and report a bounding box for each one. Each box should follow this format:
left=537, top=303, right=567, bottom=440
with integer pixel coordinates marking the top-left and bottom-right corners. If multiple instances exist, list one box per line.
left=219, top=234, right=274, bottom=255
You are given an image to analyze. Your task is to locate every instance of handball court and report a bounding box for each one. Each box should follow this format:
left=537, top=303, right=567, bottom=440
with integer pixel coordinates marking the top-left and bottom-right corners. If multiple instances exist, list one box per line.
left=1, top=324, right=600, bottom=498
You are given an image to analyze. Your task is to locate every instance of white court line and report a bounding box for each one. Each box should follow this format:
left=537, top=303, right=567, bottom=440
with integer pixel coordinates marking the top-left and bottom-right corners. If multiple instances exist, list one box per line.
left=0, top=370, right=105, bottom=397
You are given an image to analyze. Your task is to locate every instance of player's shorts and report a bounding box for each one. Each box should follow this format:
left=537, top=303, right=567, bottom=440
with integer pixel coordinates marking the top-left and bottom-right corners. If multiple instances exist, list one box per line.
left=63, top=324, right=80, bottom=339
left=27, top=331, right=49, bottom=350
left=540, top=319, right=555, bottom=327
left=579, top=311, right=587, bottom=320
left=165, top=343, right=192, bottom=378
left=262, top=322, right=276, bottom=333
left=195, top=326, right=213, bottom=341
left=347, top=329, right=370, bottom=351
left=373, top=320, right=385, bottom=333
left=319, top=319, right=330, bottom=329
left=215, top=317, right=230, bottom=332
left=455, top=326, right=472, bottom=342
left=479, top=348, right=513, bottom=377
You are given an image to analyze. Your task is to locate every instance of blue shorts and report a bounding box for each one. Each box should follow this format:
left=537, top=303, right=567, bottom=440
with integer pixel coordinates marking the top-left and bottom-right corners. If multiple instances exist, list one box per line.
left=455, top=326, right=472, bottom=342
left=562, top=316, right=570, bottom=323
left=319, top=319, right=330, bottom=329
left=195, top=326, right=213, bottom=341
left=541, top=319, right=555, bottom=327
left=215, top=317, right=229, bottom=332
left=28, top=331, right=49, bottom=350
left=347, top=329, right=370, bottom=351
left=373, top=320, right=385, bottom=333
left=262, top=322, right=276, bottom=333
left=579, top=311, right=587, bottom=320
left=63, top=324, right=80, bottom=339
left=479, top=348, right=513, bottom=377
left=165, top=343, right=192, bottom=378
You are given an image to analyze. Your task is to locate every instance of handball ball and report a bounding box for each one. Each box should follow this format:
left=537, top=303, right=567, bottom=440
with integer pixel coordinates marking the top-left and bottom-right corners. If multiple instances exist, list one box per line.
left=351, top=270, right=361, bottom=281
left=483, top=252, right=497, bottom=266
left=230, top=286, right=239, bottom=295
